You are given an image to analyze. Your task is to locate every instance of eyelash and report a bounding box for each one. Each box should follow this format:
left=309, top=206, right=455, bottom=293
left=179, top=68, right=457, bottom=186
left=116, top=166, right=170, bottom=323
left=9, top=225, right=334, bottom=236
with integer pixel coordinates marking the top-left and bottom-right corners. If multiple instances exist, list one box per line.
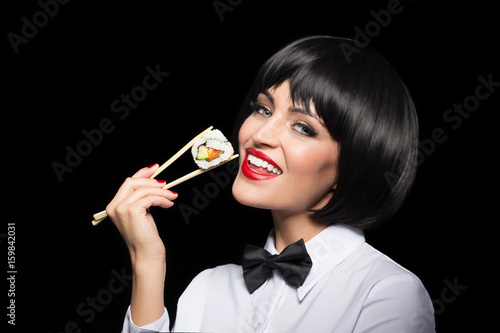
left=250, top=101, right=272, bottom=117
left=249, top=101, right=318, bottom=137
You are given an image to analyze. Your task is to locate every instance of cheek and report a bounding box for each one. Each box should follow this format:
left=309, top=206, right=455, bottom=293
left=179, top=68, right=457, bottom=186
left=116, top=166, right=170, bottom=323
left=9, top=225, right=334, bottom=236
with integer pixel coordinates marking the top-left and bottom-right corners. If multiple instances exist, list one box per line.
left=287, top=141, right=338, bottom=176
left=294, top=159, right=337, bottom=190
left=238, top=117, right=254, bottom=151
left=284, top=146, right=338, bottom=201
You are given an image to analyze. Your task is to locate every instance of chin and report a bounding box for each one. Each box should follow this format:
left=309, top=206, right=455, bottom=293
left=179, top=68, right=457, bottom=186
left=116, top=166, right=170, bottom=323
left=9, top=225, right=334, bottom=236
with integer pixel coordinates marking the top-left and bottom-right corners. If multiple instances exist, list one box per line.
left=232, top=173, right=275, bottom=210
left=232, top=175, right=260, bottom=208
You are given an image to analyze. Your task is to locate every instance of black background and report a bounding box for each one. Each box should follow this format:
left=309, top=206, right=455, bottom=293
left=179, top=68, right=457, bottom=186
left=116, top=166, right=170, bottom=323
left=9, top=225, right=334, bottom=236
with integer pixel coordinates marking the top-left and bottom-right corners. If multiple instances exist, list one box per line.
left=3, top=0, right=498, bottom=332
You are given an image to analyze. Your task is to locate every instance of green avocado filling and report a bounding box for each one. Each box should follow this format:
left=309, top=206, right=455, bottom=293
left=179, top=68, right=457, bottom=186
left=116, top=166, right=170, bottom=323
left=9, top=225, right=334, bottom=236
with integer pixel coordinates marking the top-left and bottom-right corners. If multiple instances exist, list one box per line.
left=196, top=146, right=209, bottom=160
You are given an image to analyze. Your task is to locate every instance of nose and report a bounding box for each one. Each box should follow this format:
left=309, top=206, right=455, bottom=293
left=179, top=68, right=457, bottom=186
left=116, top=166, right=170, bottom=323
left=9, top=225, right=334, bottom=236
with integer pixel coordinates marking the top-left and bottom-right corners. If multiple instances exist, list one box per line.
left=251, top=115, right=281, bottom=148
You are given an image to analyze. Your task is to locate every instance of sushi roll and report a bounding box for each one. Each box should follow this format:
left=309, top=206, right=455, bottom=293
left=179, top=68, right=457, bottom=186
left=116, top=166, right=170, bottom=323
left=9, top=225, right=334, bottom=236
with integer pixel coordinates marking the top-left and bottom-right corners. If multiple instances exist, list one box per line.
left=191, top=129, right=234, bottom=169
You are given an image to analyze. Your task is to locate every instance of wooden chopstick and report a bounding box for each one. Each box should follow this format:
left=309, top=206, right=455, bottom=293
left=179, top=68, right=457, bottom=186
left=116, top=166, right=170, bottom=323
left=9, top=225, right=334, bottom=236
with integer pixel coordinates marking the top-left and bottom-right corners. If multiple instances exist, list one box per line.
left=162, top=154, right=239, bottom=190
left=91, top=125, right=215, bottom=226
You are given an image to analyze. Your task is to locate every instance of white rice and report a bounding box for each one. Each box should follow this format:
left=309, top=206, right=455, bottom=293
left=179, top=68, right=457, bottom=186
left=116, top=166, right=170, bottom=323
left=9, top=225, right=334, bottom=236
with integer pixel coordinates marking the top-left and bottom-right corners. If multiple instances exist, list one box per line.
left=191, top=129, right=234, bottom=169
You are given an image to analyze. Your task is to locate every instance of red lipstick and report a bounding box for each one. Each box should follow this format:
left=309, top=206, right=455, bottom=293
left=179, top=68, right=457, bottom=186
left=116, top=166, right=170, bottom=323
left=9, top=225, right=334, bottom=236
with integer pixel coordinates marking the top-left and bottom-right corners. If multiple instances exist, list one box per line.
left=241, top=148, right=282, bottom=181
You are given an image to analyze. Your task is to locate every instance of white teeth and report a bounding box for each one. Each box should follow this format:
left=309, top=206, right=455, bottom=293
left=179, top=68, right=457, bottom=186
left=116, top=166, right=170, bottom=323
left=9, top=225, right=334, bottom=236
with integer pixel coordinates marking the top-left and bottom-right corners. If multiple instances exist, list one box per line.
left=268, top=164, right=282, bottom=175
left=248, top=153, right=282, bottom=175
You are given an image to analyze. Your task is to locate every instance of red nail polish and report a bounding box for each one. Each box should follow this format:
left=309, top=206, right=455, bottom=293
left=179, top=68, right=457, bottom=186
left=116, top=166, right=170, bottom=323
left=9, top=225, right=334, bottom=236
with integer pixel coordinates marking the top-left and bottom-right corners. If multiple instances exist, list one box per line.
left=148, top=163, right=157, bottom=168
left=170, top=191, right=177, bottom=195
left=157, top=180, right=166, bottom=184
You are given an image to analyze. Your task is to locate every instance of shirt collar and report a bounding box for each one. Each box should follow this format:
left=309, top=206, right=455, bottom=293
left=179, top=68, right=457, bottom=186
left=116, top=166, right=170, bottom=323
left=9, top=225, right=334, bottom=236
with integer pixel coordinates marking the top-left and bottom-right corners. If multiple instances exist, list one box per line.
left=262, top=224, right=365, bottom=301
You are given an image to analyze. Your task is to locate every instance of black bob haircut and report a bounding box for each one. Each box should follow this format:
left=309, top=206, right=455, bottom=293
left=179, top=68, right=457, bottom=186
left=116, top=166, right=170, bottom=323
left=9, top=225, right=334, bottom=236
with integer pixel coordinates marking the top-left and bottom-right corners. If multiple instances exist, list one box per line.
left=234, top=35, right=418, bottom=229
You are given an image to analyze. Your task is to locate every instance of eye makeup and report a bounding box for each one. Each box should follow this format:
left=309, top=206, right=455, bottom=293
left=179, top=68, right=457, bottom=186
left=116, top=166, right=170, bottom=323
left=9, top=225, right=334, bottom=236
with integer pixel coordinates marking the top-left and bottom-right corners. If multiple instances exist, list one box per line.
left=250, top=100, right=319, bottom=138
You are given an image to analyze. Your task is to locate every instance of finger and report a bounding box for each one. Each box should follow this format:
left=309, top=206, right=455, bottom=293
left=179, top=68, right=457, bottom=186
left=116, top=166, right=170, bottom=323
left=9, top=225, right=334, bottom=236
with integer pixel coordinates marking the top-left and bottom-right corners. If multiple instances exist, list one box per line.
left=136, top=195, right=176, bottom=210
left=107, top=178, right=173, bottom=216
left=121, top=186, right=178, bottom=206
left=110, top=177, right=165, bottom=202
left=131, top=163, right=159, bottom=179
left=116, top=194, right=176, bottom=219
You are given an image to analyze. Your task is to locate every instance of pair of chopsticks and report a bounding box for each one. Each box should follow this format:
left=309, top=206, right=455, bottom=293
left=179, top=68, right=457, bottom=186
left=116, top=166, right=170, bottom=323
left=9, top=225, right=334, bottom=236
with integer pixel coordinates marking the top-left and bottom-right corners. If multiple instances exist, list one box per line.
left=91, top=126, right=239, bottom=226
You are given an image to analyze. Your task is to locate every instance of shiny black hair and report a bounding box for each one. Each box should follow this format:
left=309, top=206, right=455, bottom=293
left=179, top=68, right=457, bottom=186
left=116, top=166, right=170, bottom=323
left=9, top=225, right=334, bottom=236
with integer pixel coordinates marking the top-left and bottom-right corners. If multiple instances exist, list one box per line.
left=235, top=35, right=418, bottom=229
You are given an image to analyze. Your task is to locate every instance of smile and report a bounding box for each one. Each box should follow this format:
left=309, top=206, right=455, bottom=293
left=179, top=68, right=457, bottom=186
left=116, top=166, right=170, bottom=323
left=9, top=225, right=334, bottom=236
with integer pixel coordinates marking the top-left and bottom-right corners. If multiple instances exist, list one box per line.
left=241, top=148, right=283, bottom=181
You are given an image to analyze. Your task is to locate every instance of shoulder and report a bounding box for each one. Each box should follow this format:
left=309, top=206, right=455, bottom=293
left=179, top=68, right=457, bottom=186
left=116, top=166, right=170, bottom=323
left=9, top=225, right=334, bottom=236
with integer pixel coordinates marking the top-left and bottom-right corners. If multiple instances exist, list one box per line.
left=353, top=243, right=432, bottom=300
left=351, top=243, right=427, bottom=286
left=175, top=264, right=246, bottom=325
left=348, top=243, right=435, bottom=332
left=189, top=263, right=242, bottom=283
left=181, top=263, right=243, bottom=296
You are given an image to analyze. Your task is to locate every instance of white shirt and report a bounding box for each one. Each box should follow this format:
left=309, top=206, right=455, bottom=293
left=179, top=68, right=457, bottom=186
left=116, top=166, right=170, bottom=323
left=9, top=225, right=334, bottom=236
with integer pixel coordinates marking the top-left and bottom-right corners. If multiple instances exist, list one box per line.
left=122, top=224, right=435, bottom=332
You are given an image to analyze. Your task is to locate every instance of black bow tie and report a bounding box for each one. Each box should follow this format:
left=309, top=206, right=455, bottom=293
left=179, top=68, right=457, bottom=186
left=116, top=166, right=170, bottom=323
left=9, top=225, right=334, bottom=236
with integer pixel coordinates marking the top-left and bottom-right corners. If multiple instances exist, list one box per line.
left=241, top=239, right=313, bottom=294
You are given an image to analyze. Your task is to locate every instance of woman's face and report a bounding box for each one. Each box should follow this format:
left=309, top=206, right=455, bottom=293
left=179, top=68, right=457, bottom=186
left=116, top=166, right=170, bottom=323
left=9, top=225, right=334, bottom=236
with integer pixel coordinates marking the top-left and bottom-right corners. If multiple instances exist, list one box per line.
left=232, top=81, right=340, bottom=214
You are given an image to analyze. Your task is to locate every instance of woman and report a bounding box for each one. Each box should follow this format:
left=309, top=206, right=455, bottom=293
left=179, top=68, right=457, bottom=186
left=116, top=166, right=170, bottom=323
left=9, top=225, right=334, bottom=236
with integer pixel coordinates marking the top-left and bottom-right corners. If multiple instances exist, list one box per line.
left=108, top=36, right=435, bottom=332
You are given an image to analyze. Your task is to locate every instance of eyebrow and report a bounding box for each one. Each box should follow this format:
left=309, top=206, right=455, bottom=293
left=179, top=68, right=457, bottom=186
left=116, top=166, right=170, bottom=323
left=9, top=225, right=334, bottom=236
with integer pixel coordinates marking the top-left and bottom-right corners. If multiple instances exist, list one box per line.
left=262, top=90, right=274, bottom=104
left=290, top=106, right=316, bottom=119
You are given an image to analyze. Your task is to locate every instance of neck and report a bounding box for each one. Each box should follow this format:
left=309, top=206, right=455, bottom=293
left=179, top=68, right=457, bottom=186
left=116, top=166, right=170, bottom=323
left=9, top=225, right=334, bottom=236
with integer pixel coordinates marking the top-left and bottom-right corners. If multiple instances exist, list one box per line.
left=271, top=210, right=328, bottom=252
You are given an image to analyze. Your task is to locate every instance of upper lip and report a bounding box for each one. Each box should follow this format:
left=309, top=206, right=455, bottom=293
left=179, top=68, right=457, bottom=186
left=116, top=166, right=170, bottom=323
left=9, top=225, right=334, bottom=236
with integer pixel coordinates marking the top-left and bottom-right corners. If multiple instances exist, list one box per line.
left=245, top=147, right=282, bottom=170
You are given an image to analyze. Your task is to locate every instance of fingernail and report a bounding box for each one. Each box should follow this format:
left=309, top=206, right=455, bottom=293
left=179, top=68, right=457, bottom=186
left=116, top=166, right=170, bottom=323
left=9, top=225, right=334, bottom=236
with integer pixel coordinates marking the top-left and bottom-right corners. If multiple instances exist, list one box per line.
left=170, top=191, right=177, bottom=195
left=148, top=163, right=157, bottom=168
left=157, top=180, right=166, bottom=184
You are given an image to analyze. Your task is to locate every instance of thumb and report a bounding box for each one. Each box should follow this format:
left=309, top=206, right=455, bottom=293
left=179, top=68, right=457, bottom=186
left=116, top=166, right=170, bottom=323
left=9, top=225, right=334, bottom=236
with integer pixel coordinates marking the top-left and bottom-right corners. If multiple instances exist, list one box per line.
left=132, top=163, right=160, bottom=179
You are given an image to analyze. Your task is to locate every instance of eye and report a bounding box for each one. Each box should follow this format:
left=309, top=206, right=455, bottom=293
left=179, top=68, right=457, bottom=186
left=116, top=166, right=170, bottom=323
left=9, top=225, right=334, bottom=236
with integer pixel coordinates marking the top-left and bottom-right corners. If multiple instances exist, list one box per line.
left=250, top=101, right=272, bottom=117
left=292, top=122, right=318, bottom=137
